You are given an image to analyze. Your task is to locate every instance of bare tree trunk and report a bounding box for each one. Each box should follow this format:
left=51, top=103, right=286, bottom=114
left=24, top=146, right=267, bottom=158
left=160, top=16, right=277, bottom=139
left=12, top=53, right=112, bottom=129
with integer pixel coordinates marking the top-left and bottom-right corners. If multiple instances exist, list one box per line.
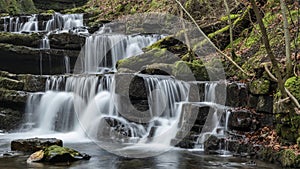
left=280, top=0, right=293, bottom=78
left=224, top=0, right=237, bottom=60
left=223, top=0, right=234, bottom=52
left=249, top=0, right=286, bottom=97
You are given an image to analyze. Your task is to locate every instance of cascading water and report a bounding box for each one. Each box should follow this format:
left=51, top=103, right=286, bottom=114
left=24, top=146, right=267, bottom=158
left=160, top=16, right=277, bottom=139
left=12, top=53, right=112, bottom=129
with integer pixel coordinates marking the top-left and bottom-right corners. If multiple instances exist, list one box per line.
left=45, top=13, right=84, bottom=32
left=193, top=82, right=231, bottom=155
left=20, top=14, right=38, bottom=32
left=82, top=34, right=161, bottom=73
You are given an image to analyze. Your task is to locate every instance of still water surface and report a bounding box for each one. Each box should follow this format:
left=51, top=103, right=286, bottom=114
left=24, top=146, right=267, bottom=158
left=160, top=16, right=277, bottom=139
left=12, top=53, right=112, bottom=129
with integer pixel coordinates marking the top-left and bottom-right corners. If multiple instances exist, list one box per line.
left=0, top=139, right=281, bottom=169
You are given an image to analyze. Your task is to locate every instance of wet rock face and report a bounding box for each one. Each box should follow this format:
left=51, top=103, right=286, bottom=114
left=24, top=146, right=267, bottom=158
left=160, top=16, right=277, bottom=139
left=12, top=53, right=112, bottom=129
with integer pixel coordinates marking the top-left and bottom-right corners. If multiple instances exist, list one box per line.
left=226, top=82, right=248, bottom=107
left=228, top=109, right=259, bottom=132
left=11, top=138, right=63, bottom=153
left=0, top=108, right=24, bottom=131
left=48, top=33, right=86, bottom=50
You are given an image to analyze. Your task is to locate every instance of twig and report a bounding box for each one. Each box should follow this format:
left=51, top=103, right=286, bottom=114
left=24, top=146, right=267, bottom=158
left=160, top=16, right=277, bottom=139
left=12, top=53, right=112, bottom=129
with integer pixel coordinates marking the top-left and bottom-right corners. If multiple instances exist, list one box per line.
left=174, top=0, right=255, bottom=77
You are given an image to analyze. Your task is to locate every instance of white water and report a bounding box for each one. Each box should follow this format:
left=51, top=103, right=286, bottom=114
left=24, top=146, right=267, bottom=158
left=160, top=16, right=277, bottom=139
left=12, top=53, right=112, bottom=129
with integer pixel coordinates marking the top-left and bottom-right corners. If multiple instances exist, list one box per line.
left=45, top=13, right=84, bottom=32
left=21, top=74, right=190, bottom=152
left=20, top=14, right=38, bottom=32
left=82, top=34, right=161, bottom=73
left=1, top=13, right=84, bottom=33
left=193, top=82, right=231, bottom=153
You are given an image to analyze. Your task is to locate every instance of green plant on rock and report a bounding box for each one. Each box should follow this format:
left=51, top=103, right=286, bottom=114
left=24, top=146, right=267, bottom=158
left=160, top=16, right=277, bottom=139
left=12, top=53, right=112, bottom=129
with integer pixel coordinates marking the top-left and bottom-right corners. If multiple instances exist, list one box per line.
left=280, top=149, right=296, bottom=167
left=285, top=76, right=300, bottom=102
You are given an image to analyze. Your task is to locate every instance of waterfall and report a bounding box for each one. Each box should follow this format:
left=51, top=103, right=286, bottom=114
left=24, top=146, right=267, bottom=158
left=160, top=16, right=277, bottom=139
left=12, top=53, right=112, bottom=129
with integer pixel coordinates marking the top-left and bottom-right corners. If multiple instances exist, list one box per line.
left=20, top=14, right=38, bottom=32
left=1, top=13, right=84, bottom=33
left=82, top=34, right=161, bottom=73
left=24, top=74, right=190, bottom=147
left=45, top=13, right=84, bottom=32
left=64, top=56, right=71, bottom=74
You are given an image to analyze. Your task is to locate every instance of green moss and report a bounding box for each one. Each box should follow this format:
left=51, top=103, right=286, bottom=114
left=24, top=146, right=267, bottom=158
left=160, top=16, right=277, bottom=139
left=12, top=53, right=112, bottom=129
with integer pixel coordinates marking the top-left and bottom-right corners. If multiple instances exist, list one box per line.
left=280, top=149, right=296, bottom=167
left=208, top=7, right=250, bottom=39
left=174, top=60, right=208, bottom=81
left=43, top=145, right=81, bottom=162
left=285, top=76, right=300, bottom=102
left=220, top=14, right=240, bottom=22
left=249, top=79, right=270, bottom=95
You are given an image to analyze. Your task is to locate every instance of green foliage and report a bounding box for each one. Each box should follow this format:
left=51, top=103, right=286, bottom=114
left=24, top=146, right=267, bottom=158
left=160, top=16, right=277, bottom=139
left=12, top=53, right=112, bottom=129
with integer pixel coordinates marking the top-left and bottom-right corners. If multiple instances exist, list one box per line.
left=249, top=79, right=270, bottom=95
left=285, top=76, right=300, bottom=101
left=220, top=14, right=240, bottom=22
left=280, top=149, right=296, bottom=167
left=0, top=0, right=36, bottom=15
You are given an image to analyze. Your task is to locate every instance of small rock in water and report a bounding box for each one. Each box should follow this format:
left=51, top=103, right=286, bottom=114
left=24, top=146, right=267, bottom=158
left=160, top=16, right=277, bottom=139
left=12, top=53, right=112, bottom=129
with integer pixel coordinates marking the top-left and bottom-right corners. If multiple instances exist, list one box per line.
left=27, top=145, right=91, bottom=163
left=26, top=150, right=44, bottom=163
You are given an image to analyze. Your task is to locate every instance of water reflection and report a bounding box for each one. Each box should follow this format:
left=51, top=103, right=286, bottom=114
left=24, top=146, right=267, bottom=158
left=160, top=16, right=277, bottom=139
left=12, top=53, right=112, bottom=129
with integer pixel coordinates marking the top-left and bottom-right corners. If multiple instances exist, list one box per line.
left=0, top=142, right=280, bottom=169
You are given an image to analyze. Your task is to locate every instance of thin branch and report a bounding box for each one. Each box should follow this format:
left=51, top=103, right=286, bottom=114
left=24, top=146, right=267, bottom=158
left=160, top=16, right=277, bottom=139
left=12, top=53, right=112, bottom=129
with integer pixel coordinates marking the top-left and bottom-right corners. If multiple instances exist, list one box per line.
left=224, top=0, right=234, bottom=53
left=285, top=87, right=300, bottom=108
left=262, top=62, right=278, bottom=81
left=175, top=0, right=254, bottom=77
left=263, top=62, right=300, bottom=109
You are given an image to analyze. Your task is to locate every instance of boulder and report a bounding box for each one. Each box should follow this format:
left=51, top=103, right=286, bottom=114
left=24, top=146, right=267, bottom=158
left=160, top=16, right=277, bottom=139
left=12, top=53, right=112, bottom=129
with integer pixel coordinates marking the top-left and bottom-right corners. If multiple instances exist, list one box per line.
left=27, top=145, right=90, bottom=163
left=11, top=138, right=63, bottom=153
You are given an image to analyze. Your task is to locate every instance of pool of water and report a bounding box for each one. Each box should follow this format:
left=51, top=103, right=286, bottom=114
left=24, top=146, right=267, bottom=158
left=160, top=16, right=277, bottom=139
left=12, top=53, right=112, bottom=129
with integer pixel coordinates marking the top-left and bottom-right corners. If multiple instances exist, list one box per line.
left=0, top=137, right=280, bottom=169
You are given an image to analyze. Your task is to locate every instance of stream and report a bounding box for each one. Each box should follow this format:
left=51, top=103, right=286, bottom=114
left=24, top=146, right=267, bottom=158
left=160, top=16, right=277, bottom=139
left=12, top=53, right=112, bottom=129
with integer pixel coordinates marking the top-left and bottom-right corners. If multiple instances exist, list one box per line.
left=0, top=138, right=280, bottom=169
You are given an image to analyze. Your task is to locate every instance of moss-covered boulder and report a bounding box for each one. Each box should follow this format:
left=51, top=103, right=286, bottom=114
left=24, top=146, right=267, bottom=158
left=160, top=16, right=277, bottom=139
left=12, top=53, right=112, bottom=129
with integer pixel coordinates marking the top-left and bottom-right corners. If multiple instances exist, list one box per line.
left=26, top=145, right=91, bottom=163
left=173, top=60, right=208, bottom=81
left=43, top=145, right=90, bottom=163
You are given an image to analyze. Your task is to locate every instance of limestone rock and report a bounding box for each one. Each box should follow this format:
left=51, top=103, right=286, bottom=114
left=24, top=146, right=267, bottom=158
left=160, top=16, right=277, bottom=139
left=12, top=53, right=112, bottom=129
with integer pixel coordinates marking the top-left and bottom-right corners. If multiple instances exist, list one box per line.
left=0, top=77, right=24, bottom=90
